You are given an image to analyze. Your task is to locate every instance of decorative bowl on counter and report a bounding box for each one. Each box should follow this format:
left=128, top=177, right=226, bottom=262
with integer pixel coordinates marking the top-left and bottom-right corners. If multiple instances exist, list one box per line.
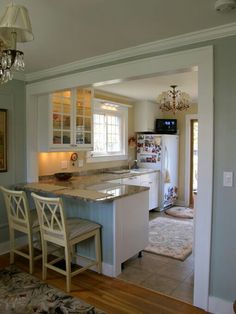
left=54, top=172, right=73, bottom=181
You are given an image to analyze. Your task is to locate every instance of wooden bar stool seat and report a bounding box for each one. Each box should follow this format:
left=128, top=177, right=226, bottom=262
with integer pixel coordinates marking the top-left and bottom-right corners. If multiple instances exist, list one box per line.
left=31, top=192, right=102, bottom=292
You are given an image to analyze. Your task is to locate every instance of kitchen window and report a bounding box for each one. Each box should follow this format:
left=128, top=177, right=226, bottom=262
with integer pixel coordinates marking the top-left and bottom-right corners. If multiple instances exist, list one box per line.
left=87, top=99, right=128, bottom=162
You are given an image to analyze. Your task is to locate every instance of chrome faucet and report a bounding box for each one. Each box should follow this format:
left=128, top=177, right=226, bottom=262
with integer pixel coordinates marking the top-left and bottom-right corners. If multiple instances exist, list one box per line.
left=133, top=159, right=139, bottom=169
left=128, top=159, right=138, bottom=170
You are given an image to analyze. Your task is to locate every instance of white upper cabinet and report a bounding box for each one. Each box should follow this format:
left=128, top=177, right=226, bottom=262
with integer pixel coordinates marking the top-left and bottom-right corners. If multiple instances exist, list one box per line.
left=38, top=88, right=93, bottom=151
left=134, top=100, right=161, bottom=133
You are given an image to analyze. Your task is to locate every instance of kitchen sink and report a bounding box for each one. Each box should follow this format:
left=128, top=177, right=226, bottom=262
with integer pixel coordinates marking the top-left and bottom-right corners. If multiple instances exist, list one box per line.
left=130, top=168, right=151, bottom=173
left=104, top=169, right=130, bottom=174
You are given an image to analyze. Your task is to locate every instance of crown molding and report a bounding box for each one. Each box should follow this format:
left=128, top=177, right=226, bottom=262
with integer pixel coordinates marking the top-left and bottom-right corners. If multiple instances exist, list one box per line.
left=25, top=22, right=236, bottom=83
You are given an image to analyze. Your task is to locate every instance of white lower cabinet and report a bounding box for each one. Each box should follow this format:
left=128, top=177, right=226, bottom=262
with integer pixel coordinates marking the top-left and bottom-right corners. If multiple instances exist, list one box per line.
left=107, top=171, right=158, bottom=210
left=114, top=190, right=149, bottom=275
left=139, top=172, right=159, bottom=210
left=121, top=172, right=158, bottom=210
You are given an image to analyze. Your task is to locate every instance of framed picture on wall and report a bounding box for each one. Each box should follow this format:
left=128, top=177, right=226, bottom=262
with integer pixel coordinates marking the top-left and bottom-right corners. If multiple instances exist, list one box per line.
left=0, top=109, right=7, bottom=172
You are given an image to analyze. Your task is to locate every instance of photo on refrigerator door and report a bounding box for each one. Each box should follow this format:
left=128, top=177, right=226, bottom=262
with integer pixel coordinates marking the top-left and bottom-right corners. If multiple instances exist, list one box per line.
left=137, top=134, right=162, bottom=167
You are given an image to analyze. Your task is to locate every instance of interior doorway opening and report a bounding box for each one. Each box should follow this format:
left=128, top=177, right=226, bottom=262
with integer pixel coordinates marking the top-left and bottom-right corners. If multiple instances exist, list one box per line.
left=189, top=120, right=198, bottom=208
left=26, top=46, right=213, bottom=310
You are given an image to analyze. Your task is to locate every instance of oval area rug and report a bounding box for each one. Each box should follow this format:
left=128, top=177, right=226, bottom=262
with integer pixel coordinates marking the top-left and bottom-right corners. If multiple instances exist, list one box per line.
left=144, top=217, right=193, bottom=261
left=165, top=206, right=194, bottom=219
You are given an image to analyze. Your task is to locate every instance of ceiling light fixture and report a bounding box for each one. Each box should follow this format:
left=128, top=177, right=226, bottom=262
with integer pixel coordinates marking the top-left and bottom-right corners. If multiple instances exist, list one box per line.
left=157, top=85, right=191, bottom=114
left=215, top=0, right=236, bottom=12
left=0, top=3, right=33, bottom=83
left=101, top=103, right=118, bottom=111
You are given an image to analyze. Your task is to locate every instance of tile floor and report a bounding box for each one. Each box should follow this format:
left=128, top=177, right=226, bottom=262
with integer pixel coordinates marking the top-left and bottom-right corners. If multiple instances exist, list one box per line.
left=117, top=211, right=194, bottom=304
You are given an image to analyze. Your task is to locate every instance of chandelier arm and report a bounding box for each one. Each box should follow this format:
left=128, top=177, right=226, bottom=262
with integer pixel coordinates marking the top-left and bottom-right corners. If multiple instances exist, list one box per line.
left=157, top=85, right=191, bottom=114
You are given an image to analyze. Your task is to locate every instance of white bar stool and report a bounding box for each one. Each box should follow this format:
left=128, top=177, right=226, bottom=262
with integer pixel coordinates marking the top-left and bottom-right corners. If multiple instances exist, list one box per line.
left=0, top=186, right=42, bottom=274
left=31, top=192, right=102, bottom=292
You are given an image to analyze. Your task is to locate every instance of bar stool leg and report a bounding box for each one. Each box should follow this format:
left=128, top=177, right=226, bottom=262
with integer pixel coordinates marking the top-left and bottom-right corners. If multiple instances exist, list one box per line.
left=42, top=240, right=48, bottom=280
left=65, top=246, right=71, bottom=293
left=28, top=232, right=34, bottom=274
left=9, top=227, right=14, bottom=264
left=95, top=230, right=102, bottom=274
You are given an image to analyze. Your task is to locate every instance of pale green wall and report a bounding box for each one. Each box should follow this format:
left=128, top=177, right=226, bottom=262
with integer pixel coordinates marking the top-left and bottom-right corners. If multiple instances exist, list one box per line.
left=0, top=80, right=26, bottom=243
left=143, top=35, right=236, bottom=302
left=209, top=35, right=236, bottom=301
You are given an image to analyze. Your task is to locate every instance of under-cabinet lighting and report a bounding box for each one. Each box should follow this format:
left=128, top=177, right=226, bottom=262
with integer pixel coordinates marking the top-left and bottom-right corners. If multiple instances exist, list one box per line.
left=93, top=79, right=122, bottom=87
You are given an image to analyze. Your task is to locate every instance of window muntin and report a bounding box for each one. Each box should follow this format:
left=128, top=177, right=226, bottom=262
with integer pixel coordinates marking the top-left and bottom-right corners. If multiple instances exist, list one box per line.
left=93, top=113, right=122, bottom=155
left=90, top=99, right=128, bottom=160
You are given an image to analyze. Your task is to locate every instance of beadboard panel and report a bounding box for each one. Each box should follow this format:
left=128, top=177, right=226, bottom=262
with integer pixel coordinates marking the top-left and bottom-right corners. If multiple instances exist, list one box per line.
left=62, top=197, right=114, bottom=264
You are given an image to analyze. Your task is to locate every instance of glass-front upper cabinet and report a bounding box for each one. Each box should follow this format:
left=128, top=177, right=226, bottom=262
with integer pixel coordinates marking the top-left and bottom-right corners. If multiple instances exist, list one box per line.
left=50, top=88, right=93, bottom=150
left=51, top=90, right=72, bottom=146
left=75, top=88, right=92, bottom=146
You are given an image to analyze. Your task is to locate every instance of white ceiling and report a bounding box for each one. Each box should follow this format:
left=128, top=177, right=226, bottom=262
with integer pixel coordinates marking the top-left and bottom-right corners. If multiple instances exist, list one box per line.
left=95, top=70, right=198, bottom=103
left=0, top=0, right=235, bottom=74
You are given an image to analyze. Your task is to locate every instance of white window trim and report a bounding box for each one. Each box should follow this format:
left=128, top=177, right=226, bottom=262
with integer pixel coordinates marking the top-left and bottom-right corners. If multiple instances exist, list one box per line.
left=87, top=99, right=128, bottom=163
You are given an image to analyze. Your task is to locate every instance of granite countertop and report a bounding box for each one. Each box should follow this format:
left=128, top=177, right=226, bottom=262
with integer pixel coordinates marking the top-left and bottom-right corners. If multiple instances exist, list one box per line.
left=19, top=168, right=158, bottom=202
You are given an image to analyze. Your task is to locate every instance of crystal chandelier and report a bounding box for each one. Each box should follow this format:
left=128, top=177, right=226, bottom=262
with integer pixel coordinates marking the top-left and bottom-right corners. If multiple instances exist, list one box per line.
left=0, top=3, right=33, bottom=84
left=157, top=85, right=191, bottom=114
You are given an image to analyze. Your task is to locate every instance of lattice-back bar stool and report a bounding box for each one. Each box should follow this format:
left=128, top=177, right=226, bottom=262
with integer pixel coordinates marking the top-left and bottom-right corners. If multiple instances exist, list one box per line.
left=0, top=186, right=42, bottom=274
left=31, top=192, right=102, bottom=293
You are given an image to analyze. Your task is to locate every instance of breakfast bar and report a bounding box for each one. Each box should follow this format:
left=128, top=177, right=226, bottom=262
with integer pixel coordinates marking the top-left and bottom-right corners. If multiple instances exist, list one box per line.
left=18, top=170, right=151, bottom=277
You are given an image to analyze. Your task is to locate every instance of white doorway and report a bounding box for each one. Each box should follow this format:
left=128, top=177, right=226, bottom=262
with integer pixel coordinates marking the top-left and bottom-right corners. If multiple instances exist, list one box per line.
left=26, top=46, right=213, bottom=310
left=190, top=119, right=198, bottom=207
left=185, top=114, right=198, bottom=208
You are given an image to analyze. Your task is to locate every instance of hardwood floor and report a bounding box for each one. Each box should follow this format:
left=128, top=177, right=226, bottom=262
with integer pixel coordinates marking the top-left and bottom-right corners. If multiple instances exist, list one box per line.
left=0, top=254, right=209, bottom=314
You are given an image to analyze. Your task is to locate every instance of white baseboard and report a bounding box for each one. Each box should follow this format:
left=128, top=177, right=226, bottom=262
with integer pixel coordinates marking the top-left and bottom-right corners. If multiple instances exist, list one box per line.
left=175, top=200, right=188, bottom=207
left=0, top=235, right=28, bottom=255
left=0, top=238, right=115, bottom=277
left=209, top=296, right=234, bottom=314
left=74, top=255, right=114, bottom=277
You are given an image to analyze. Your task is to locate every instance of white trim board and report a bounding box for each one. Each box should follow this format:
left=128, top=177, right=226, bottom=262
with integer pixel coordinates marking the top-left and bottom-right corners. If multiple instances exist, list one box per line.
left=26, top=45, right=213, bottom=311
left=74, top=255, right=114, bottom=277
left=0, top=238, right=114, bottom=277
left=0, top=235, right=27, bottom=255
left=209, top=296, right=235, bottom=314
left=25, top=22, right=236, bottom=82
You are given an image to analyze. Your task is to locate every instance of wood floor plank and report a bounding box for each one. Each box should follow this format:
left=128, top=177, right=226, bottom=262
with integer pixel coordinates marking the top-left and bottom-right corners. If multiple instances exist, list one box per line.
left=0, top=254, right=209, bottom=314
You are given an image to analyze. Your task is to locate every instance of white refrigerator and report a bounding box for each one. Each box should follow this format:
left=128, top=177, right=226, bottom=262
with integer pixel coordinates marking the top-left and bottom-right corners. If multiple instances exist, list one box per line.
left=136, top=134, right=179, bottom=210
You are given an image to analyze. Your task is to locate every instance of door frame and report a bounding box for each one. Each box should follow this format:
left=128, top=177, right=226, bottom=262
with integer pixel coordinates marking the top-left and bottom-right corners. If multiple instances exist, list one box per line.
left=26, top=45, right=213, bottom=310
left=185, top=114, right=198, bottom=206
